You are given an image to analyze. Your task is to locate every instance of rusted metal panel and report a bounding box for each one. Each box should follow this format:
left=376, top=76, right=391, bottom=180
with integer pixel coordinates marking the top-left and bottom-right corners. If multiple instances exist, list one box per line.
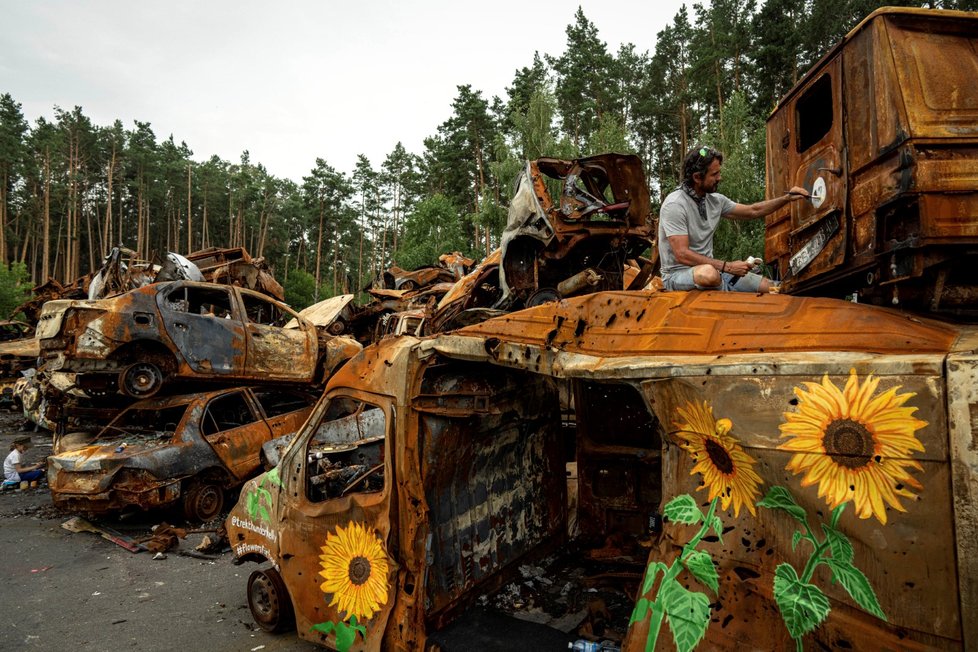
left=615, top=367, right=962, bottom=650
left=946, top=354, right=978, bottom=648
left=452, top=290, right=960, bottom=357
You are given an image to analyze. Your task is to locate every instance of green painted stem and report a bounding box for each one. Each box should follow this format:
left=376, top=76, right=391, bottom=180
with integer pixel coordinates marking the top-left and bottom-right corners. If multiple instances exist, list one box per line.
left=799, top=504, right=846, bottom=583
left=645, top=497, right=720, bottom=649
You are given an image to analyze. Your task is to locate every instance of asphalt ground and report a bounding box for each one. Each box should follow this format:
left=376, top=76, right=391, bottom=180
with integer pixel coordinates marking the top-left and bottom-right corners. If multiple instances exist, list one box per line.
left=0, top=410, right=319, bottom=652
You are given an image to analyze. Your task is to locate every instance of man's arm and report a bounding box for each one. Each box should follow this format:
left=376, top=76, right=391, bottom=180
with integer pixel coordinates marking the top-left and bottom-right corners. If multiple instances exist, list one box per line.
left=667, top=234, right=726, bottom=271
left=725, top=185, right=809, bottom=220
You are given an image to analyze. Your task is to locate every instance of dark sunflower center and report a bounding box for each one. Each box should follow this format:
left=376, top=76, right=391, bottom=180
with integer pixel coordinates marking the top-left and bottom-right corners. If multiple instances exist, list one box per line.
left=705, top=438, right=734, bottom=474
left=823, top=418, right=874, bottom=469
left=348, top=556, right=372, bottom=586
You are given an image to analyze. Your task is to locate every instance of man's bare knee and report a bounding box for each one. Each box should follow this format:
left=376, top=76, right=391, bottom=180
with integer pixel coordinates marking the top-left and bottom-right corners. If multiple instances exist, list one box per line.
left=693, top=265, right=721, bottom=287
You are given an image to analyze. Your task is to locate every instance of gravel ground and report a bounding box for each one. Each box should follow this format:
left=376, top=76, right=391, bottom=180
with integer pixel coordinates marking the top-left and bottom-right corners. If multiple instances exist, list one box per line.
left=0, top=410, right=319, bottom=652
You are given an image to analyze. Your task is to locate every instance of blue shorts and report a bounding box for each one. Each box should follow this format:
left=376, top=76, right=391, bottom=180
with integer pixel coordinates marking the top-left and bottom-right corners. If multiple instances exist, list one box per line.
left=663, top=268, right=765, bottom=292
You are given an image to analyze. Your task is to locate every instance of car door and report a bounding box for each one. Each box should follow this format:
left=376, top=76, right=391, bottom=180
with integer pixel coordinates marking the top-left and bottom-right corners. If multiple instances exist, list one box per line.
left=787, top=59, right=848, bottom=282
left=201, top=390, right=273, bottom=479
left=275, top=390, right=397, bottom=651
left=239, top=290, right=317, bottom=382
left=159, top=284, right=247, bottom=375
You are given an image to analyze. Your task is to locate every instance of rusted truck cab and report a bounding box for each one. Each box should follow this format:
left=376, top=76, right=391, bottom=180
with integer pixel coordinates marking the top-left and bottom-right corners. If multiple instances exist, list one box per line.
left=764, top=8, right=978, bottom=316
left=228, top=289, right=978, bottom=650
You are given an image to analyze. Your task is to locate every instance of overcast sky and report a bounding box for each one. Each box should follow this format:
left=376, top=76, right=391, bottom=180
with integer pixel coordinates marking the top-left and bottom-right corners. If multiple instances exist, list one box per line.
left=3, top=1, right=690, bottom=182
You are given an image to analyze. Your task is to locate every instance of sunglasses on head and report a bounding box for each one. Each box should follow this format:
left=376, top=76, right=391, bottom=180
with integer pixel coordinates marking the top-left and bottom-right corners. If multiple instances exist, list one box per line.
left=699, top=147, right=717, bottom=159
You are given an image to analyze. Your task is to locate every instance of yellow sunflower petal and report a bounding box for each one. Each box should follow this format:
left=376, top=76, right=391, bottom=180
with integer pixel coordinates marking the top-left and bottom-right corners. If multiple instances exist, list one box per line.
left=780, top=372, right=926, bottom=524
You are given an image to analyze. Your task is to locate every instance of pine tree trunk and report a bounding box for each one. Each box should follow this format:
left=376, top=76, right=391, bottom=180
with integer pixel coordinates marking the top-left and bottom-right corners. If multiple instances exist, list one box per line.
left=0, top=171, right=7, bottom=265
left=103, top=144, right=115, bottom=255
left=314, top=202, right=324, bottom=301
left=186, top=162, right=192, bottom=253
left=202, top=187, right=209, bottom=250
left=42, top=150, right=51, bottom=280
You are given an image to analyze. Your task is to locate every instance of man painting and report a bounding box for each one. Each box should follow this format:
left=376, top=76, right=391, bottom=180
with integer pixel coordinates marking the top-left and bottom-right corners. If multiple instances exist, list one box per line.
left=658, top=145, right=808, bottom=292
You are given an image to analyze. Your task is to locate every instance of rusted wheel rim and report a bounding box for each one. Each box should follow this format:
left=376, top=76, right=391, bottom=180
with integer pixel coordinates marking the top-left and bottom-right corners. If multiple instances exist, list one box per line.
left=120, top=362, right=163, bottom=398
left=247, top=568, right=293, bottom=632
left=249, top=572, right=279, bottom=622
left=186, top=483, right=223, bottom=522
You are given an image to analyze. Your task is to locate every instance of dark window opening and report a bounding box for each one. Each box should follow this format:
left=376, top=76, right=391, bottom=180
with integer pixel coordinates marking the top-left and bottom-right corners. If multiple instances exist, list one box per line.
left=796, top=74, right=833, bottom=153
left=253, top=389, right=314, bottom=418
left=242, top=294, right=293, bottom=327
left=203, top=392, right=258, bottom=434
left=304, top=399, right=387, bottom=502
left=165, top=286, right=234, bottom=319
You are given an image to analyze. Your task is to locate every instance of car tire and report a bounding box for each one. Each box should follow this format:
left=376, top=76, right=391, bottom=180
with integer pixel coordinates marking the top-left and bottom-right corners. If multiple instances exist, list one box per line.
left=181, top=480, right=224, bottom=523
left=247, top=567, right=295, bottom=633
left=118, top=362, right=164, bottom=398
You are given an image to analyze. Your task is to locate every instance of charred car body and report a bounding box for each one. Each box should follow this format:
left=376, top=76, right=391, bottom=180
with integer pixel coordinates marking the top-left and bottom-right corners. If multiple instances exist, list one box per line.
left=36, top=280, right=360, bottom=399
left=47, top=386, right=315, bottom=521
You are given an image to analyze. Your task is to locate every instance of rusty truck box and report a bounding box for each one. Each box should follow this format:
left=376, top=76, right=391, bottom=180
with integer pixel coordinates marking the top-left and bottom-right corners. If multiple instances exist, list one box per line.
left=226, top=289, right=978, bottom=651
left=764, top=8, right=978, bottom=315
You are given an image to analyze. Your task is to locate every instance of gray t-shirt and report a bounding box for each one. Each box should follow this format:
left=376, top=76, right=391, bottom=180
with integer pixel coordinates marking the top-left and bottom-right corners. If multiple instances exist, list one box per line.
left=658, top=187, right=735, bottom=278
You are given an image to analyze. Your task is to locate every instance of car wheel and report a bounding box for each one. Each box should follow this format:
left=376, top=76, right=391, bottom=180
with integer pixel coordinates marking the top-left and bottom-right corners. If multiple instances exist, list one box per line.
left=247, top=567, right=295, bottom=633
left=181, top=480, right=224, bottom=522
left=119, top=362, right=164, bottom=398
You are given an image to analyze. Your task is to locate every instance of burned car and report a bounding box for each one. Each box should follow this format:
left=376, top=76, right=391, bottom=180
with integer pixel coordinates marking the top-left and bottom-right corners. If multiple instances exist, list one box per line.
left=428, top=153, right=654, bottom=333
left=36, top=280, right=361, bottom=399
left=47, top=386, right=316, bottom=521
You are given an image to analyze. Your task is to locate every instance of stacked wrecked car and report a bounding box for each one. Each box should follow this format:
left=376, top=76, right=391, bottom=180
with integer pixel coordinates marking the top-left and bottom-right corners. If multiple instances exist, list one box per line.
left=33, top=247, right=361, bottom=521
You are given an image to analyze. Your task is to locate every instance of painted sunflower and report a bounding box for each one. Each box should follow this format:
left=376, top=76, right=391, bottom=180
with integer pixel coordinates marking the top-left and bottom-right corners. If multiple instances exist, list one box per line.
left=319, top=521, right=391, bottom=622
left=779, top=369, right=927, bottom=524
left=674, top=400, right=762, bottom=517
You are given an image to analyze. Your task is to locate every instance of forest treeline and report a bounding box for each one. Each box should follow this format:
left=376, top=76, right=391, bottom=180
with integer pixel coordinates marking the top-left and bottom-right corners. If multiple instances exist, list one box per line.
left=1, top=0, right=974, bottom=312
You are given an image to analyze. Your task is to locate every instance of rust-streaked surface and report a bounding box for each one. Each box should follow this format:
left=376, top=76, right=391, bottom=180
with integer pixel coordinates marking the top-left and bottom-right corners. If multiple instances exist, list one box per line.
left=226, top=285, right=975, bottom=651
left=765, top=8, right=978, bottom=315
left=452, top=290, right=959, bottom=357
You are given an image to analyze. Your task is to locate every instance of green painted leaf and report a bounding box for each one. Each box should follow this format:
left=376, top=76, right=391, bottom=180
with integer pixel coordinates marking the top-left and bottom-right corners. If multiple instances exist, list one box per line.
left=641, top=562, right=667, bottom=595
left=258, top=505, right=270, bottom=522
left=791, top=530, right=803, bottom=552
left=266, top=466, right=282, bottom=488
left=684, top=550, right=719, bottom=594
left=757, top=486, right=808, bottom=526
left=310, top=621, right=335, bottom=635
left=825, top=559, right=886, bottom=621
left=710, top=515, right=724, bottom=544
left=821, top=524, right=854, bottom=564
left=773, top=563, right=831, bottom=639
left=630, top=597, right=651, bottom=625
left=245, top=491, right=259, bottom=519
left=334, top=620, right=358, bottom=651
left=664, top=495, right=703, bottom=525
left=659, top=578, right=711, bottom=652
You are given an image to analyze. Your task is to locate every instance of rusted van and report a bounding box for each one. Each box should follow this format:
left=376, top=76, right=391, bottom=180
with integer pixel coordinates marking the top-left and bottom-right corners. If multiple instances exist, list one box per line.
left=764, top=7, right=978, bottom=316
left=227, top=290, right=977, bottom=650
